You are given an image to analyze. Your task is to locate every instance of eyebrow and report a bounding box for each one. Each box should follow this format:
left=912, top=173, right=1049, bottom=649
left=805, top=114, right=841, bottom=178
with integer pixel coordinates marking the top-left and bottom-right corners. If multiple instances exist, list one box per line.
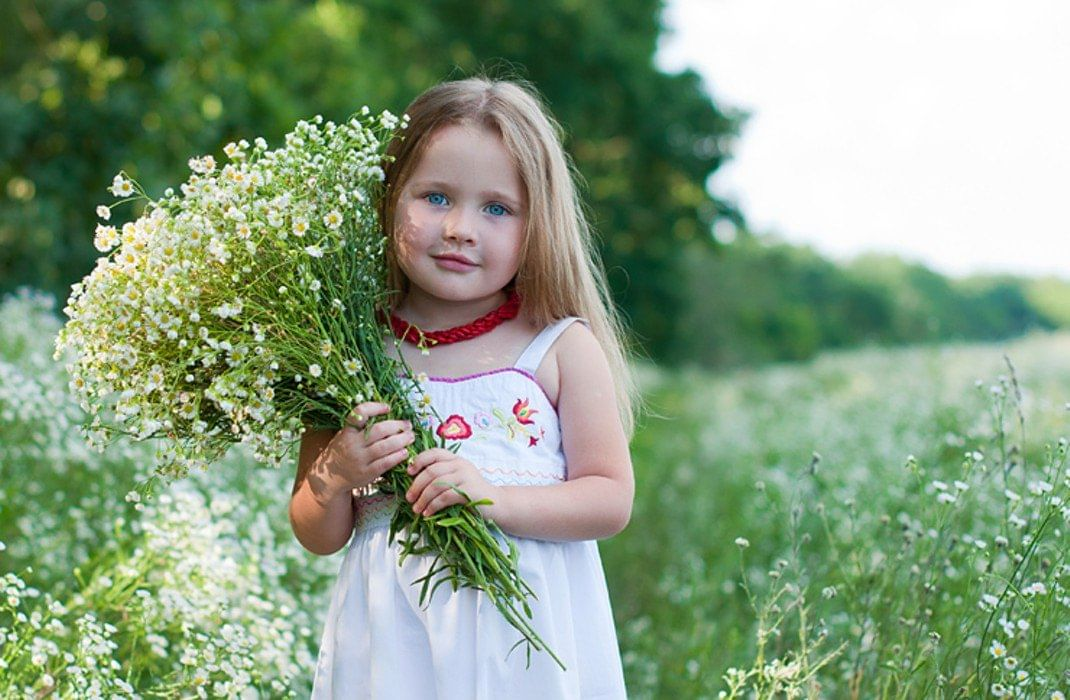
left=410, top=180, right=523, bottom=210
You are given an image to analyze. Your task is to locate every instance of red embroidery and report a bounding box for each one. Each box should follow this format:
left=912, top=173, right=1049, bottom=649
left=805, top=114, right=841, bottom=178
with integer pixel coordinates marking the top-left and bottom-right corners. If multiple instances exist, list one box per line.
left=512, top=398, right=538, bottom=425
left=437, top=414, right=472, bottom=440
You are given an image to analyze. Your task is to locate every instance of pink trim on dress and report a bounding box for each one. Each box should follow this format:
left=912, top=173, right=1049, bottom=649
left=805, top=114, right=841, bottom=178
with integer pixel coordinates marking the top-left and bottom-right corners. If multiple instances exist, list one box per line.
left=416, top=367, right=557, bottom=409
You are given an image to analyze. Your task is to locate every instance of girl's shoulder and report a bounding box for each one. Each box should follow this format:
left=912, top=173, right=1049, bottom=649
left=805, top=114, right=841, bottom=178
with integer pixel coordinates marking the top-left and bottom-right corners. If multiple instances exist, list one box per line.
left=547, top=319, right=603, bottom=382
left=522, top=317, right=598, bottom=409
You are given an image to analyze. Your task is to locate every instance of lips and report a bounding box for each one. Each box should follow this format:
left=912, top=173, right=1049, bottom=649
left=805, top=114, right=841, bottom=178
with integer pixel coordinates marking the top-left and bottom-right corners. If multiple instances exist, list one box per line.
left=432, top=253, right=477, bottom=266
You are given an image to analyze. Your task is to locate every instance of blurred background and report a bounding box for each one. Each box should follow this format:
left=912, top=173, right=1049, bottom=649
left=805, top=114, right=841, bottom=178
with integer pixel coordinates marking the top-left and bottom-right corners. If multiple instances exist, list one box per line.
left=3, top=3, right=1070, bottom=694
left=2, top=0, right=1068, bottom=367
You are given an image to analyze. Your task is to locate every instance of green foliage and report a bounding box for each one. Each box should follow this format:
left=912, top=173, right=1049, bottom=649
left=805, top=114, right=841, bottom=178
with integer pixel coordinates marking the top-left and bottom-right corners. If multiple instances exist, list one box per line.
left=1025, top=276, right=1070, bottom=327
left=607, top=331, right=1070, bottom=697
left=0, top=292, right=333, bottom=695
left=0, top=0, right=741, bottom=364
left=674, top=239, right=1064, bottom=367
left=3, top=292, right=1069, bottom=696
left=2, top=0, right=1067, bottom=369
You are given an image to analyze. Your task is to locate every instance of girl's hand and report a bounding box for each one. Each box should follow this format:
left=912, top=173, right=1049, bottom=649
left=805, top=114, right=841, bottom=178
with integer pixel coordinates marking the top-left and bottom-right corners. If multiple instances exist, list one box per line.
left=330, top=401, right=415, bottom=492
left=405, top=448, right=501, bottom=520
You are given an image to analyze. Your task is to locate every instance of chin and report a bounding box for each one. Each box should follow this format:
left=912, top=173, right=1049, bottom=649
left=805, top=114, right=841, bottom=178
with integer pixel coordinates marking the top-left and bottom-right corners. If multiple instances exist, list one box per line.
left=410, top=284, right=487, bottom=303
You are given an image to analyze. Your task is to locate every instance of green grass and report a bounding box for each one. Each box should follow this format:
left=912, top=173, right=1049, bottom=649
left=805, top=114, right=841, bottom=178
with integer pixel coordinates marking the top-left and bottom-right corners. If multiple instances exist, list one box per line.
left=2, top=291, right=1067, bottom=697
left=607, top=333, right=1070, bottom=698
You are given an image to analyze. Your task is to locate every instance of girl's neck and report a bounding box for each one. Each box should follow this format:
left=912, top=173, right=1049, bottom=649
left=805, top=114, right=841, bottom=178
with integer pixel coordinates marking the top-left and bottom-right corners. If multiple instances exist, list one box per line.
left=395, top=289, right=510, bottom=331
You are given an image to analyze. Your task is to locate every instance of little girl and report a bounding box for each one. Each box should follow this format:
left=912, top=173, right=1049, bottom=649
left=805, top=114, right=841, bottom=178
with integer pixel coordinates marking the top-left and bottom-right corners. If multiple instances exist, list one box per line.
left=289, top=76, right=638, bottom=699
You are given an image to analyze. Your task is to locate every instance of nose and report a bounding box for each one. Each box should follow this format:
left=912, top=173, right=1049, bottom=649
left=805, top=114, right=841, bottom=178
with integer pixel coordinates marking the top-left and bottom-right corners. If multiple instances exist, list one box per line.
left=443, top=207, right=477, bottom=245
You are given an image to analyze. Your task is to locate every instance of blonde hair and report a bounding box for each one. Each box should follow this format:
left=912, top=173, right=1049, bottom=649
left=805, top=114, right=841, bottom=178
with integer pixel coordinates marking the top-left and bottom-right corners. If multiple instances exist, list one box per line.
left=378, top=76, right=641, bottom=437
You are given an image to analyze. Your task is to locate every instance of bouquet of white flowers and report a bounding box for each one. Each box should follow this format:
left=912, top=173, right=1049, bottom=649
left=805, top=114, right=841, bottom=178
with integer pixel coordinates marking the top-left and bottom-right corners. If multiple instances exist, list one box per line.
left=54, top=109, right=562, bottom=669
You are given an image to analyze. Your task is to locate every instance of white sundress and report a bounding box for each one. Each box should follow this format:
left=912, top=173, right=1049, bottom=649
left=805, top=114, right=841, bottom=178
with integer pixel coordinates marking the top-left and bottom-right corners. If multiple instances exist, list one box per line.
left=311, top=317, right=628, bottom=699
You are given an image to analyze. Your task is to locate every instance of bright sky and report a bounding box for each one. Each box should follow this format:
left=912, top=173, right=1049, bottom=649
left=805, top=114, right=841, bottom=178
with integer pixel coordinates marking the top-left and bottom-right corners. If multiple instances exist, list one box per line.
left=656, top=0, right=1070, bottom=280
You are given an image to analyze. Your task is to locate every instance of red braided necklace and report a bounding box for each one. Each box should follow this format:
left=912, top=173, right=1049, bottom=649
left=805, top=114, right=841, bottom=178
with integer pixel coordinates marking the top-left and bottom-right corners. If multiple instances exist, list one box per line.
left=389, top=290, right=521, bottom=347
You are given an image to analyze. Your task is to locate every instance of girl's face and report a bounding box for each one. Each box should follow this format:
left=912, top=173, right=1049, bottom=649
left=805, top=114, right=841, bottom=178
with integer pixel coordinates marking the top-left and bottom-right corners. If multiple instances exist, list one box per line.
left=394, top=123, right=527, bottom=309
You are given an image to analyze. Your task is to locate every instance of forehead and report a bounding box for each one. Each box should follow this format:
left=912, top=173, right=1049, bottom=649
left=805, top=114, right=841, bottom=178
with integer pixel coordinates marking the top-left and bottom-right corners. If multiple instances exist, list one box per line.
left=410, top=123, right=525, bottom=201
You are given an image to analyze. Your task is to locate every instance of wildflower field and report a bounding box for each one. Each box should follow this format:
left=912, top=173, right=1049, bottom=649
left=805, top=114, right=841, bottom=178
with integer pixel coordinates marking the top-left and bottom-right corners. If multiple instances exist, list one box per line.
left=2, top=290, right=1068, bottom=698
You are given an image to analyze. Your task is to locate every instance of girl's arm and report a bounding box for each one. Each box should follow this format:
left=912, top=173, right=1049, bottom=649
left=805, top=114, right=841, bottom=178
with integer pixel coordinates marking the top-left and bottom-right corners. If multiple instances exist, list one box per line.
left=289, top=428, right=359, bottom=556
left=290, top=404, right=416, bottom=555
left=489, top=322, right=635, bottom=542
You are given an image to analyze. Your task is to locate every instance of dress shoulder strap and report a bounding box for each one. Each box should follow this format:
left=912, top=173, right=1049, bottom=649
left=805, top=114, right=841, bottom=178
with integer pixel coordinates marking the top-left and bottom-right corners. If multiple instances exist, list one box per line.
left=513, top=316, right=588, bottom=375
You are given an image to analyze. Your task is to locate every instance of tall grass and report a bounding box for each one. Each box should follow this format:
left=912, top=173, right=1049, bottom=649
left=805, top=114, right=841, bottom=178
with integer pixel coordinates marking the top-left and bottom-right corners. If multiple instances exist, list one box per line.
left=2, top=291, right=1067, bottom=697
left=608, top=335, right=1069, bottom=698
left=1, top=291, right=334, bottom=697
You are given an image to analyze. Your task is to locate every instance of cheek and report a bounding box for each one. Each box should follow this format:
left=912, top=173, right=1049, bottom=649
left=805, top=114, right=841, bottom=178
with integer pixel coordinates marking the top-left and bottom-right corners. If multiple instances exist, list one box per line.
left=395, top=206, right=435, bottom=258
left=491, top=223, right=525, bottom=273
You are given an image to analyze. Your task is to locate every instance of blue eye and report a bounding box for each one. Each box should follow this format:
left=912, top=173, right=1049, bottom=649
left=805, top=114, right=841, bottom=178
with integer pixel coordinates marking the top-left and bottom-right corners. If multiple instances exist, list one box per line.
left=425, top=192, right=448, bottom=206
left=486, top=203, right=510, bottom=217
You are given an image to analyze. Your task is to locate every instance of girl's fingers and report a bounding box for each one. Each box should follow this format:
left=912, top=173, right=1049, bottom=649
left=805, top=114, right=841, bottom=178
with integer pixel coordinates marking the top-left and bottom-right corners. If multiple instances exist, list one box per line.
left=408, top=448, right=452, bottom=474
left=412, top=479, right=450, bottom=515
left=420, top=487, right=463, bottom=517
left=371, top=447, right=411, bottom=476
left=369, top=430, right=415, bottom=460
left=366, top=418, right=412, bottom=443
left=407, top=463, right=447, bottom=505
left=345, top=402, right=389, bottom=428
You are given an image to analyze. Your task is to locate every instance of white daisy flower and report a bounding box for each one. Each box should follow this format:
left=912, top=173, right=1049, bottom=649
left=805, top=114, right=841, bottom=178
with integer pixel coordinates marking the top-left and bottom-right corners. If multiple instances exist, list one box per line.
left=304, top=244, right=324, bottom=258
left=989, top=639, right=1007, bottom=658
left=734, top=537, right=750, bottom=549
left=96, top=204, right=111, bottom=220
left=1024, top=582, right=1047, bottom=596
left=110, top=175, right=134, bottom=197
left=292, top=218, right=310, bottom=237
left=1028, top=480, right=1053, bottom=495
left=308, top=364, right=322, bottom=378
left=323, top=210, right=343, bottom=229
left=94, top=224, right=120, bottom=252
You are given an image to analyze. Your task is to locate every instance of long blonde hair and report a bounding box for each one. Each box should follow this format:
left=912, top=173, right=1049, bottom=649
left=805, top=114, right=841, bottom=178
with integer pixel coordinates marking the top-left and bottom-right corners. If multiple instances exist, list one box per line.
left=379, top=76, right=641, bottom=438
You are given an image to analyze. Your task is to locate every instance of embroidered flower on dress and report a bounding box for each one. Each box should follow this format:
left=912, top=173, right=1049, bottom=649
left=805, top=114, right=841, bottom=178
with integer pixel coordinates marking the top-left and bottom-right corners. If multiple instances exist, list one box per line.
left=473, top=411, right=494, bottom=429
left=513, top=398, right=538, bottom=425
left=528, top=427, right=547, bottom=448
left=437, top=414, right=472, bottom=440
